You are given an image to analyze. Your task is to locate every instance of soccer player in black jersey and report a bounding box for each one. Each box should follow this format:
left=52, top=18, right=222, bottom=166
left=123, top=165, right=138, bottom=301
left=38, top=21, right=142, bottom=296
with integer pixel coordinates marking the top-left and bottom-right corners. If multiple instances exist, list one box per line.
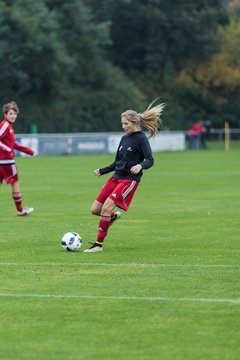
left=84, top=100, right=165, bottom=252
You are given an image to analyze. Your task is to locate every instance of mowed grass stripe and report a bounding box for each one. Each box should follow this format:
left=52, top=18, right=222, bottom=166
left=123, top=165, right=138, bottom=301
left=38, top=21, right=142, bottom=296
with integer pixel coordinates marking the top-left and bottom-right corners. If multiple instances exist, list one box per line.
left=0, top=293, right=240, bottom=304
left=0, top=261, right=239, bottom=268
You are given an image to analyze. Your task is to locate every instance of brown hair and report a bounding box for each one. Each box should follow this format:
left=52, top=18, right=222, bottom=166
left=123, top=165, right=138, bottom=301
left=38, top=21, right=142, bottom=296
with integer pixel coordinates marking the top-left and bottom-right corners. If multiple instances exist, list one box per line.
left=122, top=99, right=165, bottom=138
left=3, top=101, right=19, bottom=115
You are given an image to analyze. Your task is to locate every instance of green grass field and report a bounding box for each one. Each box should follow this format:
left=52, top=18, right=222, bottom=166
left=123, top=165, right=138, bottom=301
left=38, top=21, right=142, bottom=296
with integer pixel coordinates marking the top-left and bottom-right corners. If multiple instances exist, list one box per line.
left=0, top=149, right=240, bottom=360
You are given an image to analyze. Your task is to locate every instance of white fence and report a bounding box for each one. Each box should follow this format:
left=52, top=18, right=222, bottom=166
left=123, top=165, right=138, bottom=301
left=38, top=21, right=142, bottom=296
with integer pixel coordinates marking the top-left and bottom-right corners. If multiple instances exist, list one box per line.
left=16, top=131, right=185, bottom=156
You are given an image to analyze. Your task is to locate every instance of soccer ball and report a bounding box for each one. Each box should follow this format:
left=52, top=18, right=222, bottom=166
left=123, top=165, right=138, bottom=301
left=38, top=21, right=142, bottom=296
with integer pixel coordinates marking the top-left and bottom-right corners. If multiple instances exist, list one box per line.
left=61, top=232, right=82, bottom=251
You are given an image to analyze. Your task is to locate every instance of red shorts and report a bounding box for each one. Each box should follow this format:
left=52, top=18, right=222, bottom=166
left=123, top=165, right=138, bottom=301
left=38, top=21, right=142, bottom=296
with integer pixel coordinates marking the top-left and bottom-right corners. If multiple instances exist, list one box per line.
left=96, top=176, right=139, bottom=211
left=0, top=163, right=19, bottom=184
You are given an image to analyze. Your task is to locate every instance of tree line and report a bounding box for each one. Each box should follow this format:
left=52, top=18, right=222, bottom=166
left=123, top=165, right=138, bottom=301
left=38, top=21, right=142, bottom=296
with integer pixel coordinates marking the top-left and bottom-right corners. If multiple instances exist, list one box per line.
left=0, top=0, right=239, bottom=133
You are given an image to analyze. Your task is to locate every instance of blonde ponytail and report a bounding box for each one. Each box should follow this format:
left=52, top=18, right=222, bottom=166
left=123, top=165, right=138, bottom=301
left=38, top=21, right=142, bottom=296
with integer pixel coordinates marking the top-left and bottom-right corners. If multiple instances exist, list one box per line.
left=138, top=98, right=165, bottom=138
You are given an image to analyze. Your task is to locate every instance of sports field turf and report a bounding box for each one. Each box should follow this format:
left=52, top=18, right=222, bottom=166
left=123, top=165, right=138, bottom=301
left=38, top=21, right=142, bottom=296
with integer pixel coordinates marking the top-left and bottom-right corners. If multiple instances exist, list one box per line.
left=0, top=149, right=240, bottom=360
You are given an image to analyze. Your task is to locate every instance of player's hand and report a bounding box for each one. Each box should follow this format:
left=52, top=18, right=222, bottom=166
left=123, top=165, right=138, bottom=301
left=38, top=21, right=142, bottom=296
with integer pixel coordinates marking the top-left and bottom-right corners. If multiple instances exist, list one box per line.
left=130, top=164, right=142, bottom=174
left=93, top=169, right=101, bottom=176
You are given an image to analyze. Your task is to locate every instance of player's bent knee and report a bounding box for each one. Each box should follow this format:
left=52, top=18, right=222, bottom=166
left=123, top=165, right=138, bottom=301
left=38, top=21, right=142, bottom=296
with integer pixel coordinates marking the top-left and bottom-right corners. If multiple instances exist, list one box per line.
left=90, top=206, right=100, bottom=216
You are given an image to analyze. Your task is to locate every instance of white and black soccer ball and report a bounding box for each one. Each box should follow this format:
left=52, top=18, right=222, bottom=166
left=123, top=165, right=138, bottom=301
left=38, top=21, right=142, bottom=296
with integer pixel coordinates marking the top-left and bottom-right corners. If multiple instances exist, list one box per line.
left=61, top=232, right=82, bottom=251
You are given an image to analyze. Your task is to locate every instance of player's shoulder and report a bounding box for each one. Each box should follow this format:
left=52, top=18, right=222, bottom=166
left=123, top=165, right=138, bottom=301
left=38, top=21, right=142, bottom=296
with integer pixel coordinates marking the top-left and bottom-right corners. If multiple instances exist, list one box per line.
left=121, top=131, right=147, bottom=142
left=0, top=119, right=10, bottom=131
left=138, top=131, right=147, bottom=137
left=135, top=131, right=148, bottom=140
left=121, top=133, right=129, bottom=142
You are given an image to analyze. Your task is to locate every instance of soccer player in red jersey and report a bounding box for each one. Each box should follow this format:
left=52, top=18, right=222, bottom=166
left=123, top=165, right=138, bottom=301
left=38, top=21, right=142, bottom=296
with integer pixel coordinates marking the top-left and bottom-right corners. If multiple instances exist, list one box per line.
left=0, top=101, right=34, bottom=216
left=84, top=100, right=165, bottom=252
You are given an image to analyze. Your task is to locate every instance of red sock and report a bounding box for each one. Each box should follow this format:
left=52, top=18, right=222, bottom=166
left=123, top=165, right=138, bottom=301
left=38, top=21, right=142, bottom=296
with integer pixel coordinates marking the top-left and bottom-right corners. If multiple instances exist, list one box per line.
left=12, top=192, right=23, bottom=212
left=97, top=215, right=111, bottom=244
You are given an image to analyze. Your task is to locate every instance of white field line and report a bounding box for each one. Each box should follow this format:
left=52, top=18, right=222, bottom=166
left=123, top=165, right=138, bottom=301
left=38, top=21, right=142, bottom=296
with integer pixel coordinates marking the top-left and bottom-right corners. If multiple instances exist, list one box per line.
left=0, top=293, right=240, bottom=304
left=0, top=262, right=239, bottom=268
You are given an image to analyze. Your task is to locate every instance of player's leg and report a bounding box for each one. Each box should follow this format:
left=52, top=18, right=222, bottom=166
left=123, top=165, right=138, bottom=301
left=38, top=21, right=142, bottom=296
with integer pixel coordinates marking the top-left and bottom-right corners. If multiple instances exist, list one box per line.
left=11, top=180, right=34, bottom=216
left=3, top=164, right=25, bottom=215
left=90, top=177, right=119, bottom=220
left=84, top=197, right=116, bottom=253
left=109, top=211, right=122, bottom=226
left=99, top=179, right=139, bottom=242
left=11, top=180, right=23, bottom=213
left=91, top=200, right=103, bottom=216
left=2, top=164, right=22, bottom=214
left=84, top=179, right=139, bottom=253
left=91, top=199, right=122, bottom=225
left=91, top=198, right=121, bottom=224
left=97, top=196, right=116, bottom=240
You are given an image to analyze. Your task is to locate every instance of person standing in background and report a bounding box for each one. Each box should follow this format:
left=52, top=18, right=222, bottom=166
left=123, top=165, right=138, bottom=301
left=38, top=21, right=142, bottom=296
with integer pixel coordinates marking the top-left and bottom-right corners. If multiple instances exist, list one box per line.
left=0, top=101, right=34, bottom=216
left=187, top=121, right=206, bottom=149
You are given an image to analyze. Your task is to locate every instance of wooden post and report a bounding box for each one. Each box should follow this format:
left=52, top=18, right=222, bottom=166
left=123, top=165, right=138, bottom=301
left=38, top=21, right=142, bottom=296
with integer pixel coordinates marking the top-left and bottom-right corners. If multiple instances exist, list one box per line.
left=224, top=121, right=229, bottom=151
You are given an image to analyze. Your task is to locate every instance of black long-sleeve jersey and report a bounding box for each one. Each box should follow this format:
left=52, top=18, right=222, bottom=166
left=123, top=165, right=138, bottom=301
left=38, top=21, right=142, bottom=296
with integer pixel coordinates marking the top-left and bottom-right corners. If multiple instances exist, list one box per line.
left=99, top=131, right=154, bottom=182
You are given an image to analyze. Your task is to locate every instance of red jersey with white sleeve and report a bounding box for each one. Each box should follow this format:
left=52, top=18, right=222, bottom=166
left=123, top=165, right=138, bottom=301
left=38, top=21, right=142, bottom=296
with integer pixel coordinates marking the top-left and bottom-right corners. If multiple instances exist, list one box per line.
left=0, top=118, right=34, bottom=164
